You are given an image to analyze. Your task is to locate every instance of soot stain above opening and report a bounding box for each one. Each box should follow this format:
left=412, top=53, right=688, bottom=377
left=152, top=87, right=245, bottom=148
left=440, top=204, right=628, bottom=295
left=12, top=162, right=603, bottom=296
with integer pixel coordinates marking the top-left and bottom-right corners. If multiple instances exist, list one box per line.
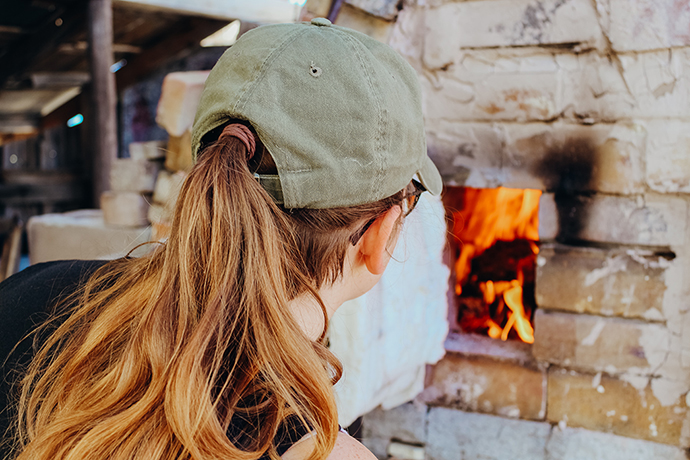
left=532, top=137, right=596, bottom=244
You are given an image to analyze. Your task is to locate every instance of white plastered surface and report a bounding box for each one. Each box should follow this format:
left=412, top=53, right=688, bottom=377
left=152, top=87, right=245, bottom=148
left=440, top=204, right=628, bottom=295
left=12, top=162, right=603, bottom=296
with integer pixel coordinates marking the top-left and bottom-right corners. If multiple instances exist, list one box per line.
left=329, top=194, right=450, bottom=426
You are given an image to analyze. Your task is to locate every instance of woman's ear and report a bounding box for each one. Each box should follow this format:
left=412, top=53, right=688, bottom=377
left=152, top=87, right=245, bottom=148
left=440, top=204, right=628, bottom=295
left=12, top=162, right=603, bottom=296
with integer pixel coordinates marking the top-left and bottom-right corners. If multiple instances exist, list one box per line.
left=359, top=206, right=402, bottom=275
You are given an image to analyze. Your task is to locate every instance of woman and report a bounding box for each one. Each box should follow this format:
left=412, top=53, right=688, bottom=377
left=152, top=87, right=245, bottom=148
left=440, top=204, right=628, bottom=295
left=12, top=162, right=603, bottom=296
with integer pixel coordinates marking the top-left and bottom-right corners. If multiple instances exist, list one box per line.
left=0, top=18, right=441, bottom=460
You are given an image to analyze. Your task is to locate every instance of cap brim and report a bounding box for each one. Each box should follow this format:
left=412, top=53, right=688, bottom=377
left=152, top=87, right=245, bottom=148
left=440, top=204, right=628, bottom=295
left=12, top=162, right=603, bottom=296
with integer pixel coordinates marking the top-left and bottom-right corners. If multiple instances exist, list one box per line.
left=417, top=155, right=443, bottom=196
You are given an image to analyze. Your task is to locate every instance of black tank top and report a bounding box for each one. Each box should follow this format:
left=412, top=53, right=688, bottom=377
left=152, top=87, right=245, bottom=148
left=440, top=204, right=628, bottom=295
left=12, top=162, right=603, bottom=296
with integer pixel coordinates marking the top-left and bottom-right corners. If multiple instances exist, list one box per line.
left=0, top=260, right=310, bottom=459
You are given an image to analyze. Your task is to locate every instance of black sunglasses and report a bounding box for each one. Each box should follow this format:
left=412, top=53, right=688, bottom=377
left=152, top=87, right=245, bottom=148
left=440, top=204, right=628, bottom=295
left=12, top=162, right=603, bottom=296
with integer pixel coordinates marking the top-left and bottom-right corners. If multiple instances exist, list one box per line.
left=401, top=179, right=426, bottom=218
left=349, top=180, right=426, bottom=245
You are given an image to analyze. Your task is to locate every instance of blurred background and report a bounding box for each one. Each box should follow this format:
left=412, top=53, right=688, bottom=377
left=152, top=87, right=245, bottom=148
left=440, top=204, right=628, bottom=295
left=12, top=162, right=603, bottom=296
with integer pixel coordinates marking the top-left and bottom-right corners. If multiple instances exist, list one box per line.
left=1, top=1, right=690, bottom=459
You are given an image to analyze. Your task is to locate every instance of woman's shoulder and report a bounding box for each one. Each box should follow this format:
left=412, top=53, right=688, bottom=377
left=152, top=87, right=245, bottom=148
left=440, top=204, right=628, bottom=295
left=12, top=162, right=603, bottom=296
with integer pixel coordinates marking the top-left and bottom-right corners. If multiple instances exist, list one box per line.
left=281, top=432, right=378, bottom=460
left=0, top=259, right=109, bottom=360
left=0, top=259, right=109, bottom=297
left=0, top=259, right=109, bottom=312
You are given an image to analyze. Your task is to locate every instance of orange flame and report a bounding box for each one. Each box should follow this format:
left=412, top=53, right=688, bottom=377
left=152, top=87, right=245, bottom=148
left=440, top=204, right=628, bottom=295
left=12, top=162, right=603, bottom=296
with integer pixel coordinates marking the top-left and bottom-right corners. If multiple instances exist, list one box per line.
left=451, top=187, right=540, bottom=344
left=503, top=280, right=534, bottom=343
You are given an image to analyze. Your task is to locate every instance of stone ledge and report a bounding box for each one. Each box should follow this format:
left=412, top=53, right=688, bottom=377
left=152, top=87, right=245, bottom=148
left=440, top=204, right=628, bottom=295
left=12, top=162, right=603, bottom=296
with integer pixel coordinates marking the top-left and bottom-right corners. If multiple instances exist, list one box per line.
left=444, top=332, right=536, bottom=367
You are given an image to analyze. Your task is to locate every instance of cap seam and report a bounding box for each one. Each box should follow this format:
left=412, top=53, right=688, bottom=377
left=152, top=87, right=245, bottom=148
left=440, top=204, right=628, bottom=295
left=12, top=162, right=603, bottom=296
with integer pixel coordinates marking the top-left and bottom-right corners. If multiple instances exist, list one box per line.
left=339, top=31, right=386, bottom=201
left=235, top=26, right=312, bottom=115
left=234, top=25, right=313, bottom=207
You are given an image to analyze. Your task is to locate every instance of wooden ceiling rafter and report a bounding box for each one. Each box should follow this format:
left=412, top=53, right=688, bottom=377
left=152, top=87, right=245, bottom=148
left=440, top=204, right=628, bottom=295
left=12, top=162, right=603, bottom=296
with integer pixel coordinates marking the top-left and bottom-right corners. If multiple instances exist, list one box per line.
left=115, top=15, right=227, bottom=89
left=0, top=1, right=229, bottom=134
left=0, top=0, right=88, bottom=89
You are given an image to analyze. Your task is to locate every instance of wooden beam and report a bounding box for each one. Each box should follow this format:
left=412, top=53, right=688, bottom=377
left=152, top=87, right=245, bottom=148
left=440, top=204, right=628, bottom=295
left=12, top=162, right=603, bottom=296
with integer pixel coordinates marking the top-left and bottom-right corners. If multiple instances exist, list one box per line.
left=0, top=116, right=40, bottom=135
left=0, top=25, right=25, bottom=34
left=40, top=92, right=83, bottom=130
left=0, top=182, right=87, bottom=206
left=87, top=0, right=118, bottom=202
left=113, top=0, right=300, bottom=24
left=58, top=41, right=142, bottom=54
left=115, top=16, right=226, bottom=90
left=0, top=171, right=88, bottom=207
left=0, top=1, right=87, bottom=88
left=30, top=72, right=91, bottom=88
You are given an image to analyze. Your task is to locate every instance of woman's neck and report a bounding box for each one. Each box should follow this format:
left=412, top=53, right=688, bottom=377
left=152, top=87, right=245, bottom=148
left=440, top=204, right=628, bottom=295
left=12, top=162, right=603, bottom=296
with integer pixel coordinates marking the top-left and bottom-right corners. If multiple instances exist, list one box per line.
left=288, top=284, right=344, bottom=341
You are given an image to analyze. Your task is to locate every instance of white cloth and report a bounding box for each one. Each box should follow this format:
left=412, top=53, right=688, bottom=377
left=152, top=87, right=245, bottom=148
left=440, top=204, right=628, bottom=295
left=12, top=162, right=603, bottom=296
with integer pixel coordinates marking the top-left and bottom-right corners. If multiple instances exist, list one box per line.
left=329, top=194, right=449, bottom=426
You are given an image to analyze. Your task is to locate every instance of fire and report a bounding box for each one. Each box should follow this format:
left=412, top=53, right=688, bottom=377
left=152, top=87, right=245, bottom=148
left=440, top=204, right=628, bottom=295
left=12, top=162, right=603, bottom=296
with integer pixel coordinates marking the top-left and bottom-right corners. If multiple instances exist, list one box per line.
left=447, top=187, right=541, bottom=344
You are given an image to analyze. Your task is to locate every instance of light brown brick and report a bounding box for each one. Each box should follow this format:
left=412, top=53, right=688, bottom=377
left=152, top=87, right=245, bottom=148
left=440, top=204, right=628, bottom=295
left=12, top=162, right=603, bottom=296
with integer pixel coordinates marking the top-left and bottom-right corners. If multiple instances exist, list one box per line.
left=156, top=71, right=210, bottom=137
left=334, top=3, right=394, bottom=43
left=128, top=140, right=166, bottom=161
left=110, top=158, right=163, bottom=193
left=300, top=0, right=331, bottom=19
left=427, top=122, right=645, bottom=194
left=533, top=310, right=670, bottom=373
left=151, top=220, right=171, bottom=242
left=152, top=170, right=186, bottom=206
left=528, top=192, right=686, bottom=247
left=165, top=130, right=193, bottom=172
left=547, top=368, right=689, bottom=446
left=101, top=191, right=150, bottom=228
left=420, top=352, right=546, bottom=421
left=503, top=123, right=645, bottom=194
left=537, top=193, right=686, bottom=247
left=147, top=203, right=171, bottom=225
left=346, top=0, right=399, bottom=20
left=536, top=243, right=669, bottom=320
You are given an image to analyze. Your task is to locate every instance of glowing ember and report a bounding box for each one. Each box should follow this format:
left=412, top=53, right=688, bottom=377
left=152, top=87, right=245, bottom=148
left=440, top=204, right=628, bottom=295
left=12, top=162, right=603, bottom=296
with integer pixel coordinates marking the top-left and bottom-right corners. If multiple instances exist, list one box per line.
left=446, top=187, right=541, bottom=344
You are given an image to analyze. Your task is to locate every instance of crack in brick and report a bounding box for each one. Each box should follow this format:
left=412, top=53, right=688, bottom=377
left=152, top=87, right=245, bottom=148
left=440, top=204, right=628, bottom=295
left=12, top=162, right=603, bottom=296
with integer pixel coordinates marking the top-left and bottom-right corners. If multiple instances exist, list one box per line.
left=589, top=0, right=636, bottom=100
left=651, top=348, right=672, bottom=376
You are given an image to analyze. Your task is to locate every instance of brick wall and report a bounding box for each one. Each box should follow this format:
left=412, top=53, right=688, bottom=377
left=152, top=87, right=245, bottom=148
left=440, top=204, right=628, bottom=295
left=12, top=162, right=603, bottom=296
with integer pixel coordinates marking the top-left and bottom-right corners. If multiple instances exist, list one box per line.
left=328, top=0, right=690, bottom=458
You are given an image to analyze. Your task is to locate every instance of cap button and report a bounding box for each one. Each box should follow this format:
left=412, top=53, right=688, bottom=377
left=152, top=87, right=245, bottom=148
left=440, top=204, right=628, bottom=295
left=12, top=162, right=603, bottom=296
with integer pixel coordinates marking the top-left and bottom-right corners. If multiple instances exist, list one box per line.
left=310, top=17, right=332, bottom=27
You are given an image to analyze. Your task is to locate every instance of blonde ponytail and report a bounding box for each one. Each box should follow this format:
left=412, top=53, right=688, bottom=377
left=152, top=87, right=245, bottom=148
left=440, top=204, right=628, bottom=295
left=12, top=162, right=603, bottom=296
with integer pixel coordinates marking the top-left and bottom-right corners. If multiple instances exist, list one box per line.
left=15, top=125, right=403, bottom=460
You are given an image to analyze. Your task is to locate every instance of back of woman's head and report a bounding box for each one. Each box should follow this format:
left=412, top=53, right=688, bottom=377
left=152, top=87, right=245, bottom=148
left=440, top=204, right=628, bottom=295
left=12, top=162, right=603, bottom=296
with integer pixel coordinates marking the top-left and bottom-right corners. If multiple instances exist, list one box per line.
left=15, top=19, right=442, bottom=460
left=14, top=125, right=413, bottom=460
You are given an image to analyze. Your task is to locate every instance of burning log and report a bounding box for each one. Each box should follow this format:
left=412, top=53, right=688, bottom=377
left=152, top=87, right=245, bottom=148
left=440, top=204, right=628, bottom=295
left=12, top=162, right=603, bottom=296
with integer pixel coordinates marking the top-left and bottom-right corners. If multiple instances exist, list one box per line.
left=445, top=187, right=540, bottom=344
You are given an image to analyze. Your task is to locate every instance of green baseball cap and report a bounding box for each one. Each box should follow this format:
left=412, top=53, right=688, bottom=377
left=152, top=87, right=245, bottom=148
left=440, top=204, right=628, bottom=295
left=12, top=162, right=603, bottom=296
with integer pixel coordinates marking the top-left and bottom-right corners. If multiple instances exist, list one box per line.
left=192, top=18, right=442, bottom=209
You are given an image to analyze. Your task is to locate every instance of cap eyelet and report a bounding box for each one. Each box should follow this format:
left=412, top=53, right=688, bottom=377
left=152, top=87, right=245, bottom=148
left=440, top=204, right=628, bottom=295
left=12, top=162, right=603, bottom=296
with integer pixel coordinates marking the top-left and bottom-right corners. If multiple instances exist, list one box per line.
left=310, top=62, right=322, bottom=78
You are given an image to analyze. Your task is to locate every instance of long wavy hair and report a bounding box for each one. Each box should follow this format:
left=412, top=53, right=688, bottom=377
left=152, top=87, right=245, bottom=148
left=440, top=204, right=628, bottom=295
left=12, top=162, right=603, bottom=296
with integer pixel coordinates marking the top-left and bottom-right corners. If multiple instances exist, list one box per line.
left=14, top=126, right=404, bottom=460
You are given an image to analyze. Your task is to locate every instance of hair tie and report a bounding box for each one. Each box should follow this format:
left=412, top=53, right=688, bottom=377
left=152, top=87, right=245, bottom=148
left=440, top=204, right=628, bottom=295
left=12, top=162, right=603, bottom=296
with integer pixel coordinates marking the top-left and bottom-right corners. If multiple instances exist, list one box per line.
left=219, top=123, right=256, bottom=160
